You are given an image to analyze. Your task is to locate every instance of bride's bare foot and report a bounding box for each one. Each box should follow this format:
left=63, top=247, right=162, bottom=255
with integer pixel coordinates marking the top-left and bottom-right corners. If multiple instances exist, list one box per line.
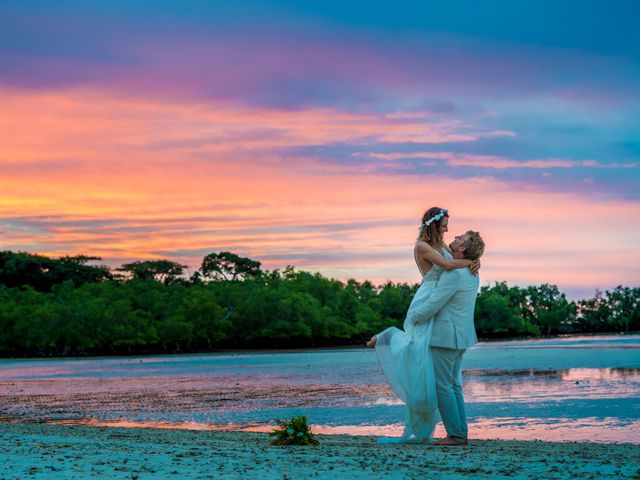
left=366, top=335, right=377, bottom=348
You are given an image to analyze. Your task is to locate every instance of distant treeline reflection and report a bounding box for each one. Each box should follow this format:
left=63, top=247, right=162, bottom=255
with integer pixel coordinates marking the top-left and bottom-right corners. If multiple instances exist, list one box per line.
left=0, top=251, right=638, bottom=356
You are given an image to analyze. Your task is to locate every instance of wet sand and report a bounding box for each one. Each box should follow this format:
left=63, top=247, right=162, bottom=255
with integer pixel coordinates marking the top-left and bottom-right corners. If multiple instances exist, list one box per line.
left=1, top=422, right=639, bottom=480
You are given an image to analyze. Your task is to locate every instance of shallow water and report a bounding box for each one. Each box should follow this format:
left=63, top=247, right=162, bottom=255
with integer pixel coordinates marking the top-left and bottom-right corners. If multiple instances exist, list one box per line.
left=1, top=335, right=639, bottom=443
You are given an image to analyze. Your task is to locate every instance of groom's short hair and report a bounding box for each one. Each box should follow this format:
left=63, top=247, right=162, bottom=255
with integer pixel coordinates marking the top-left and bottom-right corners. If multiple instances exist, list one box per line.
left=463, top=231, right=485, bottom=261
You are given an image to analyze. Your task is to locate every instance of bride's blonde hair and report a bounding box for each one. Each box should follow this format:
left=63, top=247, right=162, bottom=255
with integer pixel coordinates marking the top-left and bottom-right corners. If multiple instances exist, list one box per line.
left=417, top=207, right=448, bottom=248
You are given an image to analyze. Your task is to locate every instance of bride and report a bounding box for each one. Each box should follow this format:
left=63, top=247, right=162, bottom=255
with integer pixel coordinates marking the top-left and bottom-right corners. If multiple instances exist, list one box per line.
left=366, top=207, right=478, bottom=443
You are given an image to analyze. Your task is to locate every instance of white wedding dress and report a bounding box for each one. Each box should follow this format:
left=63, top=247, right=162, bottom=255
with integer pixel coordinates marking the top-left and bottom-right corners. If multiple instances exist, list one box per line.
left=373, top=248, right=450, bottom=442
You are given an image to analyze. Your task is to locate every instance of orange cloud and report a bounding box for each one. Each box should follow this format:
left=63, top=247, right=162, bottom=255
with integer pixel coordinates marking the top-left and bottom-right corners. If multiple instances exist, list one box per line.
left=1, top=88, right=638, bottom=297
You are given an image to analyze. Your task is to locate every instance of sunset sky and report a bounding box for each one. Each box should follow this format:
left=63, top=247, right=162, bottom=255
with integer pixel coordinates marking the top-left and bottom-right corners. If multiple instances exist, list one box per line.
left=1, top=1, right=639, bottom=299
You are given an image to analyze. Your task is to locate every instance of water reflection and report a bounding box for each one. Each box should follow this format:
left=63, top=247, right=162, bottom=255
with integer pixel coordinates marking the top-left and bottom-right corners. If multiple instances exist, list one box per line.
left=3, top=416, right=638, bottom=444
left=467, top=367, right=640, bottom=379
left=1, top=367, right=638, bottom=422
left=464, top=368, right=640, bottom=404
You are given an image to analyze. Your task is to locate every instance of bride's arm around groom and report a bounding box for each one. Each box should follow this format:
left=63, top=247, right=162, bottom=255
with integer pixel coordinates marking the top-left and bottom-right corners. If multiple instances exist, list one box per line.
left=410, top=231, right=485, bottom=341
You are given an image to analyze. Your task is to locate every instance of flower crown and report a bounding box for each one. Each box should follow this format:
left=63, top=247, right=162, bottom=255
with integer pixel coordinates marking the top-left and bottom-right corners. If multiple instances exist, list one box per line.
left=420, top=209, right=448, bottom=229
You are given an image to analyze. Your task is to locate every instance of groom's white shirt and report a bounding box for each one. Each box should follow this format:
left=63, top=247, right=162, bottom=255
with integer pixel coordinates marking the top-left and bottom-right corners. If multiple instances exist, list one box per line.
left=412, top=268, right=479, bottom=350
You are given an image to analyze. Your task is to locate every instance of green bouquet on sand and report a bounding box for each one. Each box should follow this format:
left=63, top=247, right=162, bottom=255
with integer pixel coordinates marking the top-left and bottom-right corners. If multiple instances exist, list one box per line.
left=269, top=416, right=320, bottom=446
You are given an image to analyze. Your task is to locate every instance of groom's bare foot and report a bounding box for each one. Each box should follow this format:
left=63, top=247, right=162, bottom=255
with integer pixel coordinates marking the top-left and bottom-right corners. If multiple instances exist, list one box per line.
left=431, top=436, right=468, bottom=446
left=366, top=336, right=377, bottom=348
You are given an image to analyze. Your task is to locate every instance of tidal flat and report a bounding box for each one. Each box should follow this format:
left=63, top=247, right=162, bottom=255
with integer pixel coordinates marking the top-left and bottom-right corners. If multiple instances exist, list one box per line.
left=1, top=422, right=639, bottom=480
left=1, top=335, right=639, bottom=478
left=1, top=335, right=639, bottom=444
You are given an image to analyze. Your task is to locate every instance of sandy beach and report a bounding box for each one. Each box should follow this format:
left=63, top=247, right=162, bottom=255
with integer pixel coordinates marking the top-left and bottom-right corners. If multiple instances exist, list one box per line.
left=1, top=422, right=639, bottom=480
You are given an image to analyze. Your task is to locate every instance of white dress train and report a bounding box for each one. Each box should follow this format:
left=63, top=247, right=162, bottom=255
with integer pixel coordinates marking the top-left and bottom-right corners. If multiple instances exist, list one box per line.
left=373, top=250, right=451, bottom=442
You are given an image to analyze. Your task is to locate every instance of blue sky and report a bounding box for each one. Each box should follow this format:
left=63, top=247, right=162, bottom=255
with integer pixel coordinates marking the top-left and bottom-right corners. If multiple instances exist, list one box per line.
left=1, top=0, right=639, bottom=297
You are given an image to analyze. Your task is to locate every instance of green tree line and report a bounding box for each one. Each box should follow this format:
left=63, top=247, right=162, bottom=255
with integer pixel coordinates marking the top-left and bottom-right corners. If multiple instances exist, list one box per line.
left=0, top=250, right=637, bottom=356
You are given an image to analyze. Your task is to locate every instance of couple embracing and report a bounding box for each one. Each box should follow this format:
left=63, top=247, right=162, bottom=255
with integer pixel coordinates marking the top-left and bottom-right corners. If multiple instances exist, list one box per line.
left=367, top=207, right=485, bottom=445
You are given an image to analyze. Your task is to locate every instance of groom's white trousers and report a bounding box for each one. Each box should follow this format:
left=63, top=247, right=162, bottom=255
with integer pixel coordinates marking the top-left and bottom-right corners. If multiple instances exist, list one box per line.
left=431, top=347, right=468, bottom=439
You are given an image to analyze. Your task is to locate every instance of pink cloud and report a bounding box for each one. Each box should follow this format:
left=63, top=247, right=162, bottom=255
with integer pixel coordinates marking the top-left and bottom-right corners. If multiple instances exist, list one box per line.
left=1, top=88, right=638, bottom=297
left=364, top=152, right=636, bottom=170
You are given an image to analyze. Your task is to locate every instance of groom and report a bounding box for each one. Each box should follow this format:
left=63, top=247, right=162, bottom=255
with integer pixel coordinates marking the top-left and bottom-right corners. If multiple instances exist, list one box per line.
left=411, top=230, right=485, bottom=446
